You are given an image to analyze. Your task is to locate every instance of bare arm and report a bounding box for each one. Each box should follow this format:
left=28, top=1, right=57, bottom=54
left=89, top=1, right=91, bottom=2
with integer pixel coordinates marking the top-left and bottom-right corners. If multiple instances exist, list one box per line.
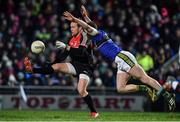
left=81, top=5, right=91, bottom=23
left=63, top=11, right=99, bottom=36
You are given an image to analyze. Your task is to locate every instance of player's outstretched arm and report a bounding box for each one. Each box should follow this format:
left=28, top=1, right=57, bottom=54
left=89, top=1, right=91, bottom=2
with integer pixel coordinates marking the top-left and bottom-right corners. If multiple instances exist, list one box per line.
left=63, top=11, right=98, bottom=36
left=81, top=5, right=91, bottom=23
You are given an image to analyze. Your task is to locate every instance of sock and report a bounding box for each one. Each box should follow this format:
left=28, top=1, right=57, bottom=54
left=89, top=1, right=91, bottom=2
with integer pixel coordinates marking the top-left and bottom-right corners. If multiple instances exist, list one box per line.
left=162, top=91, right=171, bottom=97
left=138, top=85, right=147, bottom=92
left=156, top=87, right=171, bottom=98
left=156, top=87, right=165, bottom=97
left=83, top=94, right=97, bottom=113
left=33, top=65, right=54, bottom=74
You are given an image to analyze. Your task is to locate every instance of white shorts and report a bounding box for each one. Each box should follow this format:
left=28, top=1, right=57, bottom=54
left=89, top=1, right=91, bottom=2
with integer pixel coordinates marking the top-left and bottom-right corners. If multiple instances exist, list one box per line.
left=66, top=63, right=77, bottom=75
left=115, top=51, right=137, bottom=73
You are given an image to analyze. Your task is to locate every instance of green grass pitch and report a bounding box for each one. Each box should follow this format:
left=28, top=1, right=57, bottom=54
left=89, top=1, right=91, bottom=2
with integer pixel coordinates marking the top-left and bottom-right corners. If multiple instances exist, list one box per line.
left=0, top=110, right=180, bottom=121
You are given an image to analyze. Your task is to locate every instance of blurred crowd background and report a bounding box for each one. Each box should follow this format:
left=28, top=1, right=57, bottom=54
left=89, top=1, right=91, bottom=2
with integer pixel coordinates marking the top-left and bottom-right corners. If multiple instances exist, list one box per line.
left=0, top=0, right=179, bottom=88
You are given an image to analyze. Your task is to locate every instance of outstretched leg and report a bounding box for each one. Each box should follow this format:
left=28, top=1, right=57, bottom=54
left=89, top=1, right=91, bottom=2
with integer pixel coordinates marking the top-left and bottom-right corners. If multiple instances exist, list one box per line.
left=129, top=64, right=176, bottom=111
left=129, top=64, right=161, bottom=90
left=24, top=57, right=76, bottom=75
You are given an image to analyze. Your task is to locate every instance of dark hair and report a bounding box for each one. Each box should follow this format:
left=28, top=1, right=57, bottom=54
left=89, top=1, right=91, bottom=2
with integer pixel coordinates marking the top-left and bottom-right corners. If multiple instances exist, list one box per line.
left=87, top=21, right=98, bottom=29
left=70, top=21, right=81, bottom=28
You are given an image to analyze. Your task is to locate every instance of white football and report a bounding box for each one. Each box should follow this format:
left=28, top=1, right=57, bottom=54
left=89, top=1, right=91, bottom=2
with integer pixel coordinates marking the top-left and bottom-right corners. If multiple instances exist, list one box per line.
left=31, top=40, right=45, bottom=54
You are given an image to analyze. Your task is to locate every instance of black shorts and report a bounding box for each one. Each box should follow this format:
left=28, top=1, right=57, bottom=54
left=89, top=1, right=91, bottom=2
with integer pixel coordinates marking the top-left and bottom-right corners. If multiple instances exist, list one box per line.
left=71, top=61, right=93, bottom=77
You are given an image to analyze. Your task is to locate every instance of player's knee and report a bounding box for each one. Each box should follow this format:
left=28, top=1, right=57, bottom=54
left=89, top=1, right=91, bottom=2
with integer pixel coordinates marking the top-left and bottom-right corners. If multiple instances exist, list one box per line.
left=77, top=87, right=87, bottom=97
left=51, top=64, right=59, bottom=71
left=117, top=85, right=126, bottom=93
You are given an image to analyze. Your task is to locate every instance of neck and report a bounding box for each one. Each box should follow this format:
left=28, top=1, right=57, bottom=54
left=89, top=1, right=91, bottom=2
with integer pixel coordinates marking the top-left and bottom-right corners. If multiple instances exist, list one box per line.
left=73, top=32, right=81, bottom=37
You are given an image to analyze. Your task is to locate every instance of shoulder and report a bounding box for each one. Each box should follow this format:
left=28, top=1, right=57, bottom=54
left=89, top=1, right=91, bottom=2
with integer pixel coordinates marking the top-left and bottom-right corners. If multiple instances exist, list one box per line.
left=98, top=30, right=107, bottom=34
left=98, top=30, right=108, bottom=37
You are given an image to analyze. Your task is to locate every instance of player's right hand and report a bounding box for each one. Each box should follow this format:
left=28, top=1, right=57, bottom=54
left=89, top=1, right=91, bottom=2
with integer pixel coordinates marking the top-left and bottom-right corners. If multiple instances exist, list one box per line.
left=55, top=41, right=66, bottom=49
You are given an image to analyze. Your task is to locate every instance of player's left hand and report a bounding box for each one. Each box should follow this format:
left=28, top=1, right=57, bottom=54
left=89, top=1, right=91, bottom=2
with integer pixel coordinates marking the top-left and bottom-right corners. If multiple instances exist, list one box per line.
left=63, top=11, right=75, bottom=21
left=55, top=41, right=66, bottom=49
left=81, top=5, right=88, bottom=17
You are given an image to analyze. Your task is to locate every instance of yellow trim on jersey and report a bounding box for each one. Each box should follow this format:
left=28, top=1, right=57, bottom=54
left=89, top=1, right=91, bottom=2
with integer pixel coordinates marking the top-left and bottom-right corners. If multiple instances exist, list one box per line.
left=117, top=52, right=135, bottom=68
